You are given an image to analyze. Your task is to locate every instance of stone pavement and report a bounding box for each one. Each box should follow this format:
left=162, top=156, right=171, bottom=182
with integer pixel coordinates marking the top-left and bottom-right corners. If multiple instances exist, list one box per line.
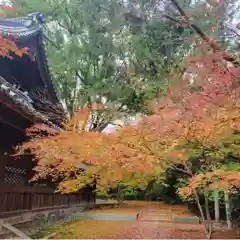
left=137, top=203, right=196, bottom=222
left=106, top=204, right=237, bottom=239
left=105, top=204, right=205, bottom=239
left=137, top=206, right=172, bottom=222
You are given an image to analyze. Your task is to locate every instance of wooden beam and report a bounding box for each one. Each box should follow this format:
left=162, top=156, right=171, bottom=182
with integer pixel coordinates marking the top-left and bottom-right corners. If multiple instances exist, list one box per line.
left=0, top=118, right=25, bottom=133
left=1, top=223, right=31, bottom=239
left=0, top=149, right=7, bottom=192
left=0, top=92, right=35, bottom=125
left=0, top=103, right=30, bottom=132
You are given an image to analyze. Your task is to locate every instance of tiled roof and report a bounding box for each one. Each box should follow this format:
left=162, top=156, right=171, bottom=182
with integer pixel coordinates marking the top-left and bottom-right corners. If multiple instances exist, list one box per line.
left=0, top=13, right=67, bottom=127
left=0, top=76, right=62, bottom=131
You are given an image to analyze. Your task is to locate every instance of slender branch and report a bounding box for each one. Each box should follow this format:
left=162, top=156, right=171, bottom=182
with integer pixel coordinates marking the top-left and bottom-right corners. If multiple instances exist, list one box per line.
left=93, top=121, right=110, bottom=132
left=76, top=72, right=93, bottom=86
left=171, top=165, right=193, bottom=176
left=228, top=155, right=240, bottom=161
left=64, top=4, right=76, bottom=34
left=140, top=136, right=193, bottom=176
left=57, top=21, right=67, bottom=32
left=169, top=0, right=240, bottom=67
left=108, top=122, right=123, bottom=128
left=162, top=14, right=180, bottom=24
left=43, top=32, right=93, bottom=89
left=226, top=25, right=240, bottom=39
left=43, top=34, right=60, bottom=50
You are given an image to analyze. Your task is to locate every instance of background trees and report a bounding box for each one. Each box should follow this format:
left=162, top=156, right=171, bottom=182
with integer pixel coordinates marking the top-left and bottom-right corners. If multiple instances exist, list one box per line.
left=10, top=0, right=239, bottom=123
left=11, top=0, right=171, bottom=122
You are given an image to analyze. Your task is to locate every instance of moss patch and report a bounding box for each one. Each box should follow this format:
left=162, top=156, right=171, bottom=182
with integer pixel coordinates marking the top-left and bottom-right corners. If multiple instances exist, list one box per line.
left=32, top=220, right=130, bottom=239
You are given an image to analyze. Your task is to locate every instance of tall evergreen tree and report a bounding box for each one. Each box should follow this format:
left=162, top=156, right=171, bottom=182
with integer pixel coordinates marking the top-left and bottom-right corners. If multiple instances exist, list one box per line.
left=9, top=0, right=181, bottom=124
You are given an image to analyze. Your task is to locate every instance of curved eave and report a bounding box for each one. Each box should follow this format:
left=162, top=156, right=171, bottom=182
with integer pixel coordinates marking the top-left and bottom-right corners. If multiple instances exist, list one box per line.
left=0, top=13, right=66, bottom=117
left=0, top=13, right=42, bottom=39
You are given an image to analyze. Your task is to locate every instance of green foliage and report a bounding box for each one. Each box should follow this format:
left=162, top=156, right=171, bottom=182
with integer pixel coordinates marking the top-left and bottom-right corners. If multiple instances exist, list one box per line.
left=221, top=163, right=240, bottom=171
left=10, top=0, right=168, bottom=119
left=121, top=186, right=138, bottom=199
left=11, top=0, right=213, bottom=121
left=9, top=0, right=236, bottom=119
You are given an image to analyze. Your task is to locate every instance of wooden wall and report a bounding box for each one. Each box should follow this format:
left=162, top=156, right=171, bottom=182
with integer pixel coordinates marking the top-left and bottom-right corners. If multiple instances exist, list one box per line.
left=0, top=153, right=95, bottom=217
left=0, top=111, right=95, bottom=217
left=0, top=186, right=95, bottom=217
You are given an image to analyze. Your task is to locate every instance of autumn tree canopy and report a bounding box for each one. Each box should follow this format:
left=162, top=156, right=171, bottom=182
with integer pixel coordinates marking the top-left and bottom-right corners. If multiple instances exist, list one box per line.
left=17, top=43, right=240, bottom=196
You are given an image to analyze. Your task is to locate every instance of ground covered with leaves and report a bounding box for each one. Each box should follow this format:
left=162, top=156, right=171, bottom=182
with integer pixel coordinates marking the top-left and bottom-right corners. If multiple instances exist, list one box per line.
left=34, top=219, right=240, bottom=239
left=32, top=201, right=240, bottom=239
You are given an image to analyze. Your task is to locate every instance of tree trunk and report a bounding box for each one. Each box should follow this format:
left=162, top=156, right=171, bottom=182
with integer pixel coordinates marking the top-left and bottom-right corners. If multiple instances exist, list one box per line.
left=204, top=190, right=213, bottom=239
left=214, top=190, right=220, bottom=222
left=116, top=185, right=121, bottom=205
left=224, top=191, right=232, bottom=229
left=193, top=190, right=209, bottom=237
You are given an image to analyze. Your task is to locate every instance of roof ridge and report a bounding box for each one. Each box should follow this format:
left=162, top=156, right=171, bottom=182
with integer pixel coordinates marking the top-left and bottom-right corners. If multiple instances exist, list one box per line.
left=0, top=12, right=68, bottom=122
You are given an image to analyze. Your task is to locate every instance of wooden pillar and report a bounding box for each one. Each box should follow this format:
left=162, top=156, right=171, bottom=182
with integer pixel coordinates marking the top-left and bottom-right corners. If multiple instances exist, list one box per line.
left=0, top=150, right=7, bottom=213
left=25, top=161, right=34, bottom=186
left=0, top=107, right=7, bottom=192
left=0, top=149, right=6, bottom=189
left=25, top=156, right=34, bottom=210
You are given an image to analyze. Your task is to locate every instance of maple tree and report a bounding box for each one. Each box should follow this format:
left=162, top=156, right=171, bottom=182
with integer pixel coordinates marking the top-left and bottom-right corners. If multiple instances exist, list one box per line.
left=89, top=43, right=239, bottom=237
left=18, top=45, right=240, bottom=237
left=0, top=5, right=28, bottom=58
left=0, top=35, right=28, bottom=58
left=17, top=105, right=157, bottom=195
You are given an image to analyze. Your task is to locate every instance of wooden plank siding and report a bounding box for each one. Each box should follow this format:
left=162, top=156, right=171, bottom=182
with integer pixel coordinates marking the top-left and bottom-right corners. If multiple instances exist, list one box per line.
left=0, top=161, right=96, bottom=217
left=0, top=187, right=95, bottom=217
left=0, top=118, right=96, bottom=218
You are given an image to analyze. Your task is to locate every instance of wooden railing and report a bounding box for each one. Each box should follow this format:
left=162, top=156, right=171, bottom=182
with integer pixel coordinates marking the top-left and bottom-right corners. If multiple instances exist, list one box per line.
left=0, top=185, right=95, bottom=217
